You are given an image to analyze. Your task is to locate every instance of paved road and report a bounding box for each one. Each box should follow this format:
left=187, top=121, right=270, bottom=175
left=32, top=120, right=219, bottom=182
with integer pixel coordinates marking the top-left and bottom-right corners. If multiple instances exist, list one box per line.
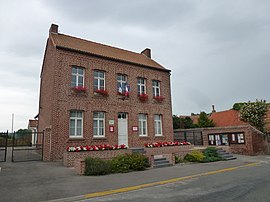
left=86, top=159, right=270, bottom=202
left=0, top=155, right=269, bottom=202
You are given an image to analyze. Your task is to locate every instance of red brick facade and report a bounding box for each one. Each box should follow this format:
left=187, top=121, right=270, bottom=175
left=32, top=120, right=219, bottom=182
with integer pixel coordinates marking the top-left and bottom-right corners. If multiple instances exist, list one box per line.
left=38, top=24, right=173, bottom=161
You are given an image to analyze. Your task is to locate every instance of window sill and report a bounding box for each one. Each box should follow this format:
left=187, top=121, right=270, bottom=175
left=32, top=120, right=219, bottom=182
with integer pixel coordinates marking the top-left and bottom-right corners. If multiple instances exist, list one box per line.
left=93, top=137, right=107, bottom=140
left=67, top=137, right=86, bottom=142
left=139, top=136, right=149, bottom=138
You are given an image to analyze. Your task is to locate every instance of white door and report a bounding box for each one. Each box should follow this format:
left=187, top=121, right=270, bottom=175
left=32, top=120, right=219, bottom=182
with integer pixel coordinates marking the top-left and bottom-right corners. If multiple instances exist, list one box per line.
left=118, top=113, right=128, bottom=146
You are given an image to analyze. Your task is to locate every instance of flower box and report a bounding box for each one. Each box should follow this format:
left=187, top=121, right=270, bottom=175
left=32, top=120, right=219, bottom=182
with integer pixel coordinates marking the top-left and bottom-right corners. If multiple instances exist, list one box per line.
left=94, top=89, right=109, bottom=97
left=144, top=141, right=191, bottom=148
left=72, top=86, right=87, bottom=93
left=154, top=96, right=165, bottom=102
left=66, top=144, right=127, bottom=152
left=138, top=93, right=148, bottom=102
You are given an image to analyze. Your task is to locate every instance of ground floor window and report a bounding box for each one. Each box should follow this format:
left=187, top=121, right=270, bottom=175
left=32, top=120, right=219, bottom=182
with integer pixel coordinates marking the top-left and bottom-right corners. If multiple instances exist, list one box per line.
left=154, top=114, right=163, bottom=136
left=93, top=112, right=105, bottom=137
left=69, top=111, right=83, bottom=137
left=208, top=132, right=245, bottom=146
left=139, top=114, right=147, bottom=136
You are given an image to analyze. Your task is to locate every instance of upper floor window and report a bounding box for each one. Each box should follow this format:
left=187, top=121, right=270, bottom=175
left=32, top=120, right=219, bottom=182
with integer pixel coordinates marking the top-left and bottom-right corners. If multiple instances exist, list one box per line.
left=138, top=113, right=147, bottom=136
left=94, top=71, right=105, bottom=91
left=137, top=78, right=146, bottom=95
left=93, top=112, right=105, bottom=137
left=152, top=80, right=160, bottom=97
left=154, top=114, right=163, bottom=136
left=69, top=111, right=83, bottom=137
left=117, top=74, right=127, bottom=93
left=71, top=67, right=84, bottom=87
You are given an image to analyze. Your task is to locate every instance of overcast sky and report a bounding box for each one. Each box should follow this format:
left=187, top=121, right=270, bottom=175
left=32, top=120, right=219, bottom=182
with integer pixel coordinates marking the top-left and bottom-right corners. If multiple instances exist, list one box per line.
left=0, top=0, right=270, bottom=131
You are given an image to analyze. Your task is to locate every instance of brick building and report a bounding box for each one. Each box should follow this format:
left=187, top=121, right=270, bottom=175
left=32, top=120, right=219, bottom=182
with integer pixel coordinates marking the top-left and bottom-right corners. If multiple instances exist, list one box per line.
left=38, top=24, right=173, bottom=161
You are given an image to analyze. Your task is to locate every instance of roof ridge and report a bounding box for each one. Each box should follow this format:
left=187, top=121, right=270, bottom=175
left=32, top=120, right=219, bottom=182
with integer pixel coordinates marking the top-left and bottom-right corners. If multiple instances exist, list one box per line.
left=58, top=33, right=154, bottom=61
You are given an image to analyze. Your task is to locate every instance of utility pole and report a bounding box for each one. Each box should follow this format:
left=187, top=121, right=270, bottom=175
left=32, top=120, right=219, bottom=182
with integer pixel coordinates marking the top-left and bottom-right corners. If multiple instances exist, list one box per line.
left=11, top=113, right=14, bottom=132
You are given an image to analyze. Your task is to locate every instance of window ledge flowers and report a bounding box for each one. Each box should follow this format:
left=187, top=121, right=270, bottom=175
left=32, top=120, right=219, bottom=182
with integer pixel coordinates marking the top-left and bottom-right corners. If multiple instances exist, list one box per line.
left=138, top=93, right=148, bottom=102
left=94, top=89, right=109, bottom=97
left=72, top=86, right=87, bottom=93
left=153, top=96, right=165, bottom=102
left=144, top=141, right=191, bottom=148
left=66, top=144, right=127, bottom=152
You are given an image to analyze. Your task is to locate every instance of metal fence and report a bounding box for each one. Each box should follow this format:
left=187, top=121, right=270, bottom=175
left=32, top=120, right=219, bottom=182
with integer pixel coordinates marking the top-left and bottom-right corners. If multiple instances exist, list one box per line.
left=11, top=131, right=44, bottom=162
left=0, top=131, right=8, bottom=162
left=174, top=129, right=203, bottom=145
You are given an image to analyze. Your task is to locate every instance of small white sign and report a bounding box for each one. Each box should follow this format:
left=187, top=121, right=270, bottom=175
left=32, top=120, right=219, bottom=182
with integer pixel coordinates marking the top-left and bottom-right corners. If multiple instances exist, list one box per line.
left=109, top=120, right=114, bottom=125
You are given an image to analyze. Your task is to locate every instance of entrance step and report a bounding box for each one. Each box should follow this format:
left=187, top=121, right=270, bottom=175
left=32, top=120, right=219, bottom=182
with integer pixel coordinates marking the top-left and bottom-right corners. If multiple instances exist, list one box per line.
left=153, top=157, right=173, bottom=168
left=129, top=147, right=146, bottom=154
left=217, top=148, right=237, bottom=161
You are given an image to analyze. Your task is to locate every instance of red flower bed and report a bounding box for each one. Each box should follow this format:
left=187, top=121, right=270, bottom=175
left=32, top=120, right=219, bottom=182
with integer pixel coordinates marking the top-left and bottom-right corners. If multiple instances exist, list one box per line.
left=144, top=141, right=191, bottom=148
left=66, top=144, right=127, bottom=152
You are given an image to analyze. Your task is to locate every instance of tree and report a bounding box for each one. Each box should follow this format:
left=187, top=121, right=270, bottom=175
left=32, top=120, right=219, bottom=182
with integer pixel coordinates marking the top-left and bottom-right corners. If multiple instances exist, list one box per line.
left=197, top=112, right=215, bottom=128
left=240, top=100, right=268, bottom=132
left=179, top=117, right=197, bottom=129
left=16, top=129, right=32, bottom=137
left=232, top=102, right=246, bottom=111
left=173, top=115, right=181, bottom=129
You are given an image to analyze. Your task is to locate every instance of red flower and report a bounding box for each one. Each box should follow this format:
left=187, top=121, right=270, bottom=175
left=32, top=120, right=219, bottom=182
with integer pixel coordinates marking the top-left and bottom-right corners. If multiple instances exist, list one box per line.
left=72, top=86, right=87, bottom=93
left=95, top=89, right=109, bottom=96
left=138, top=93, right=148, bottom=102
left=154, top=96, right=165, bottom=102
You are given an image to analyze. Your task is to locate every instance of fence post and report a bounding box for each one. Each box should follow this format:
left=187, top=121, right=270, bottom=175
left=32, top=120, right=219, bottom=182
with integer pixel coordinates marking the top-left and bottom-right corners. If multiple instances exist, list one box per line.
left=41, top=130, right=45, bottom=161
left=4, top=130, right=8, bottom=162
left=11, top=131, right=15, bottom=162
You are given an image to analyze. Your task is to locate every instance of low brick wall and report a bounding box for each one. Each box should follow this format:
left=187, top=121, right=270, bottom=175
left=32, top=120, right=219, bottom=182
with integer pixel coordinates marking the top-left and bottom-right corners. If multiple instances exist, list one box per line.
left=63, top=149, right=132, bottom=167
left=72, top=145, right=194, bottom=174
left=74, top=159, right=85, bottom=175
left=145, top=145, right=194, bottom=157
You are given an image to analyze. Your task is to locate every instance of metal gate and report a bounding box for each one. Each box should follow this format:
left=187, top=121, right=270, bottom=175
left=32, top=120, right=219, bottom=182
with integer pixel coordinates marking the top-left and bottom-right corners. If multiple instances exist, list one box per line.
left=0, top=131, right=8, bottom=162
left=12, top=131, right=44, bottom=162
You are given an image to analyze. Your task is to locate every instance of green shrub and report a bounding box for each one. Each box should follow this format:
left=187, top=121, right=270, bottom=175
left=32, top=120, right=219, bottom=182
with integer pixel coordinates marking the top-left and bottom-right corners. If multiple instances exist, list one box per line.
left=111, top=153, right=150, bottom=173
left=184, top=151, right=205, bottom=162
left=201, top=147, right=222, bottom=163
left=175, top=156, right=186, bottom=164
left=84, top=157, right=112, bottom=176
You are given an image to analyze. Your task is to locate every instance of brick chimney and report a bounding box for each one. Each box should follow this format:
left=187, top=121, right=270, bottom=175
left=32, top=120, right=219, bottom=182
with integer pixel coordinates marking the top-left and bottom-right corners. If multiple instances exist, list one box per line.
left=141, top=48, right=151, bottom=58
left=212, top=105, right=216, bottom=113
left=49, top=24, right=58, bottom=34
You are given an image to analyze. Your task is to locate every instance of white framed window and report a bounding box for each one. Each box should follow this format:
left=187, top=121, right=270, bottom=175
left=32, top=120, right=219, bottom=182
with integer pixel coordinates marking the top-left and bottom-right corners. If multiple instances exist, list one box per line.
left=71, top=67, right=84, bottom=87
left=94, top=71, right=105, bottom=91
left=137, top=78, right=146, bottom=95
left=154, top=114, right=163, bottom=136
left=152, top=80, right=160, bottom=97
left=69, top=111, right=83, bottom=137
left=117, top=74, right=127, bottom=93
left=139, top=114, right=147, bottom=136
left=93, top=112, right=105, bottom=137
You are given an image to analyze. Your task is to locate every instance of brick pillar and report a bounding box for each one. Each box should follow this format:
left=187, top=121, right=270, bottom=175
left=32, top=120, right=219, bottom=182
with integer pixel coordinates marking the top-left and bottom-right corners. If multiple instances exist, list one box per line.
left=43, top=127, right=52, bottom=161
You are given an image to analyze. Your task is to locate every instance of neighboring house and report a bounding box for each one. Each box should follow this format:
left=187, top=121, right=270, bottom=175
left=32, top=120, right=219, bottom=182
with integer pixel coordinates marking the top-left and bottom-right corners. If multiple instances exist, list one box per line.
left=38, top=24, right=173, bottom=161
left=209, top=109, right=248, bottom=127
left=175, top=108, right=269, bottom=155
left=28, top=119, right=38, bottom=145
